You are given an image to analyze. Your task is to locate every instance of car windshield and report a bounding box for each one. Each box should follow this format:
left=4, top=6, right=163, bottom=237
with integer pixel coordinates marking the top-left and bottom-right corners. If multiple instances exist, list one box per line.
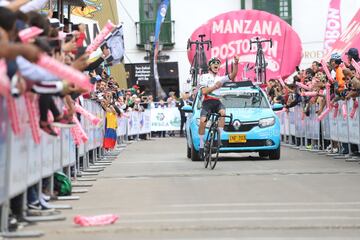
left=220, top=91, right=269, bottom=108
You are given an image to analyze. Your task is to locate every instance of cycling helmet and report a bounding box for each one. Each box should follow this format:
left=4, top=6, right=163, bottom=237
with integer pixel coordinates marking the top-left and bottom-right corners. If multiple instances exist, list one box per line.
left=208, top=57, right=221, bottom=66
left=330, top=52, right=343, bottom=64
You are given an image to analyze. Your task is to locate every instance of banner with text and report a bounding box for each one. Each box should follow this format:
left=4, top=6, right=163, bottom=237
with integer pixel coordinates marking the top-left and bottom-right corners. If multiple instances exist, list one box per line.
left=151, top=107, right=181, bottom=131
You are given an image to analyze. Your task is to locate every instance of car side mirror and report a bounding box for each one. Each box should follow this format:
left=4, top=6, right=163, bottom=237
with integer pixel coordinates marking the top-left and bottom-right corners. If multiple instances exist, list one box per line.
left=182, top=105, right=193, bottom=113
left=272, top=103, right=283, bottom=111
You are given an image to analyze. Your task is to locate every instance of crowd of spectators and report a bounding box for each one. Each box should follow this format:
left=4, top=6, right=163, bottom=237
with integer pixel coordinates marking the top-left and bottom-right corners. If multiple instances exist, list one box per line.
left=265, top=47, right=360, bottom=153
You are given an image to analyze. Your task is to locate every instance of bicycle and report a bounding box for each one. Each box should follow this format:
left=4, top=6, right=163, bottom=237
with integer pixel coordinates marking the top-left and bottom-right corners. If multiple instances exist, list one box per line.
left=203, top=113, right=233, bottom=169
left=250, top=37, right=272, bottom=84
left=187, top=34, right=212, bottom=86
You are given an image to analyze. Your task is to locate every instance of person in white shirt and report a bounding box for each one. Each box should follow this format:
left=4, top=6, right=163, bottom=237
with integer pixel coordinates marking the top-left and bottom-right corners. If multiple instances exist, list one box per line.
left=198, top=56, right=239, bottom=159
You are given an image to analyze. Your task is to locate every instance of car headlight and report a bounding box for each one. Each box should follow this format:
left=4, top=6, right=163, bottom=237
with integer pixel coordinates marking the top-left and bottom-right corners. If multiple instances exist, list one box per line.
left=258, top=117, right=275, bottom=128
left=196, top=118, right=212, bottom=128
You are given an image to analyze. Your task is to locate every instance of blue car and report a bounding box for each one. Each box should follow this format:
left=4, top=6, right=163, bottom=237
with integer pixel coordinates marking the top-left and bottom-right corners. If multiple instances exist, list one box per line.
left=183, top=81, right=282, bottom=161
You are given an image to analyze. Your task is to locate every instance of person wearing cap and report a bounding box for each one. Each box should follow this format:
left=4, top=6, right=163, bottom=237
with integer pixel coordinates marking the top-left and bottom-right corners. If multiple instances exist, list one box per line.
left=345, top=47, right=360, bottom=70
left=197, top=55, right=239, bottom=160
left=330, top=53, right=345, bottom=94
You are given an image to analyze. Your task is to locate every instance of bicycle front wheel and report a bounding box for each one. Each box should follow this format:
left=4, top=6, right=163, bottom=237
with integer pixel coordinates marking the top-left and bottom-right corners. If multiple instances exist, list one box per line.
left=209, top=128, right=220, bottom=170
left=203, top=132, right=211, bottom=168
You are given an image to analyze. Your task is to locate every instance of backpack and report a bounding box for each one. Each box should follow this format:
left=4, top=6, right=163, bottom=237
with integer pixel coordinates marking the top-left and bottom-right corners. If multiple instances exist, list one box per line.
left=54, top=172, right=72, bottom=196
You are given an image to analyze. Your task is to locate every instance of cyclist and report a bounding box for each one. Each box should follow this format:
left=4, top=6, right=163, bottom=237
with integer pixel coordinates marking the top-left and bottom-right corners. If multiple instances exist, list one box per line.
left=198, top=56, right=239, bottom=159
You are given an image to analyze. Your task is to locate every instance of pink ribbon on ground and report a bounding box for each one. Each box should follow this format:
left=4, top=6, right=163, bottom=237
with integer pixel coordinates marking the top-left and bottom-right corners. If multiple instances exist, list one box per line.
left=24, top=93, right=41, bottom=144
left=317, top=107, right=331, bottom=121
left=342, top=102, right=347, bottom=119
left=321, top=59, right=335, bottom=83
left=296, top=82, right=312, bottom=91
left=36, top=54, right=92, bottom=91
left=74, top=214, right=118, bottom=227
left=75, top=103, right=101, bottom=126
left=352, top=59, right=360, bottom=74
left=350, top=99, right=359, bottom=119
left=86, top=21, right=116, bottom=53
left=301, top=91, right=318, bottom=97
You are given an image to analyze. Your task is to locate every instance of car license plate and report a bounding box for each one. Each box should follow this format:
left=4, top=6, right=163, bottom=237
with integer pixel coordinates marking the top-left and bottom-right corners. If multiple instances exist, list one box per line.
left=229, top=134, right=246, bottom=143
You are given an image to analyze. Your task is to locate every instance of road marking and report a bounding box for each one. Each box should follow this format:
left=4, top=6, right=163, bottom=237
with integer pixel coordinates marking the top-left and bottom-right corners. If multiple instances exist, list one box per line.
left=119, top=216, right=360, bottom=223
left=116, top=161, right=187, bottom=164
left=118, top=208, right=360, bottom=216
left=169, top=202, right=360, bottom=208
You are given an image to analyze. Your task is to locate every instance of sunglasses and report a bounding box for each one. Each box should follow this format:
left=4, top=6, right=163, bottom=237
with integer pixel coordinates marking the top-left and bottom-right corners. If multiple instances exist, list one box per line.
left=211, top=61, right=221, bottom=65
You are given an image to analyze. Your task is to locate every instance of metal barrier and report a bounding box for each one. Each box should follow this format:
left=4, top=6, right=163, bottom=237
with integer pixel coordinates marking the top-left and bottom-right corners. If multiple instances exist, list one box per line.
left=279, top=99, right=360, bottom=159
left=0, top=97, right=108, bottom=237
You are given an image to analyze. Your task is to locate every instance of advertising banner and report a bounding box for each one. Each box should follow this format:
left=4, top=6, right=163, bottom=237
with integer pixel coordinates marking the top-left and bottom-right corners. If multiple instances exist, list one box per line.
left=188, top=10, right=302, bottom=80
left=151, top=107, right=181, bottom=131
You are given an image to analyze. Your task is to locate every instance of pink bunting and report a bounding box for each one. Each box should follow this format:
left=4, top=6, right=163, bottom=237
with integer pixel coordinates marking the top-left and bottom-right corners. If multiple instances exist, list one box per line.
left=24, top=93, right=41, bottom=144
left=350, top=99, right=358, bottom=119
left=86, top=21, right=116, bottom=53
left=342, top=102, right=347, bottom=119
left=352, top=59, right=360, bottom=74
left=296, top=82, right=312, bottom=91
left=333, top=103, right=339, bottom=118
left=75, top=103, right=101, bottom=126
left=301, top=91, right=318, bottom=97
left=72, top=116, right=88, bottom=143
left=36, top=54, right=92, bottom=91
left=321, top=59, right=335, bottom=83
left=326, top=83, right=331, bottom=108
left=317, top=107, right=331, bottom=121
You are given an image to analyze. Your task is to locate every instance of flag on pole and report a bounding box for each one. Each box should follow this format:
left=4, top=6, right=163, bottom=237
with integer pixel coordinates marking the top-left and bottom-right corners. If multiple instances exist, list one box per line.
left=153, top=0, right=170, bottom=99
left=323, top=0, right=342, bottom=54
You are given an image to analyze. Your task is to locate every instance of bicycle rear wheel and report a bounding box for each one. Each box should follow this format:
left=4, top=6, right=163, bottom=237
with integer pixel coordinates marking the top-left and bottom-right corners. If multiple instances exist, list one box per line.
left=209, top=128, right=220, bottom=170
left=203, top=132, right=211, bottom=168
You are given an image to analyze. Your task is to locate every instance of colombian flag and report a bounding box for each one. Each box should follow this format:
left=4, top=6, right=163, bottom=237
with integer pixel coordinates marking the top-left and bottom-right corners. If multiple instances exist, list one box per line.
left=103, top=112, right=117, bottom=149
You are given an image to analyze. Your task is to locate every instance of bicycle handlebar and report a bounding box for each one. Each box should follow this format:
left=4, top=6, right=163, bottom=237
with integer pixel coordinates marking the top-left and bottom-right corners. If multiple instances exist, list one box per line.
left=207, top=113, right=233, bottom=124
left=250, top=37, right=273, bottom=50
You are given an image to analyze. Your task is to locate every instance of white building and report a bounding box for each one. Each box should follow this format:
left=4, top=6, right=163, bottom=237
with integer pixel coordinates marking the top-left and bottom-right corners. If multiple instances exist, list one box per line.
left=117, top=0, right=360, bottom=94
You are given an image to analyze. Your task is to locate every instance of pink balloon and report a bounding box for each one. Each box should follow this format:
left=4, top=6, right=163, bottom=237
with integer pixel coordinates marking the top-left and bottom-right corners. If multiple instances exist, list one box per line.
left=317, top=107, right=331, bottom=121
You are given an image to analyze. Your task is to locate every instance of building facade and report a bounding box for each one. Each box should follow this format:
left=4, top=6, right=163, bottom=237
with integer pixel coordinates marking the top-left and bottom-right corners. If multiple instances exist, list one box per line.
left=117, top=0, right=360, bottom=94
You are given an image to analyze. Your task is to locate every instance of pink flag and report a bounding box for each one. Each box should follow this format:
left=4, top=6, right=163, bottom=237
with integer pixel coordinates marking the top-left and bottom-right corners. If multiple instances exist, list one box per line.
left=86, top=21, right=115, bottom=53
left=324, top=9, right=360, bottom=61
left=323, top=0, right=342, bottom=54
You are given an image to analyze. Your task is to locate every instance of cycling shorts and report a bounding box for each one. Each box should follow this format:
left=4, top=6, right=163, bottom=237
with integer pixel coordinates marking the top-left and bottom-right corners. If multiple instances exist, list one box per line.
left=200, top=99, right=225, bottom=117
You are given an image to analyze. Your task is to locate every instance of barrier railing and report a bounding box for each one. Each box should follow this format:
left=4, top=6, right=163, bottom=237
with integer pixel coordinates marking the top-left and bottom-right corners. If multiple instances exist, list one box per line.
left=0, top=97, right=111, bottom=238
left=279, top=99, right=360, bottom=157
left=0, top=101, right=181, bottom=237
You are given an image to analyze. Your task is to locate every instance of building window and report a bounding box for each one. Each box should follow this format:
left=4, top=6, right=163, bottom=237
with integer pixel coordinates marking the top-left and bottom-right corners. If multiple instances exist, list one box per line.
left=252, top=0, right=292, bottom=25
left=138, top=0, right=174, bottom=48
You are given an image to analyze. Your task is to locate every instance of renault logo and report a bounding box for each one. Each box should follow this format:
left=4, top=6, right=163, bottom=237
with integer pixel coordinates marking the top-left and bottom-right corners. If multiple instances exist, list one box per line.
left=233, top=120, right=241, bottom=130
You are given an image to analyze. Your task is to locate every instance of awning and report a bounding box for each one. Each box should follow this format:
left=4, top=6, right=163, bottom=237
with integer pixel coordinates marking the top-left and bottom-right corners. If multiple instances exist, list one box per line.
left=62, top=0, right=86, bottom=7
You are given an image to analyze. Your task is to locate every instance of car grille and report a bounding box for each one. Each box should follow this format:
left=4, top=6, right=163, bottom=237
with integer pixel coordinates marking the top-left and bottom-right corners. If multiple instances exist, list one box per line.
left=224, top=121, right=258, bottom=132
left=221, top=139, right=272, bottom=148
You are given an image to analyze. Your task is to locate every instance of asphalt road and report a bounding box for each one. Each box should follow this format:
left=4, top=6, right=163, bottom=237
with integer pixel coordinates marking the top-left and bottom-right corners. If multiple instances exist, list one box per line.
left=20, top=137, right=360, bottom=240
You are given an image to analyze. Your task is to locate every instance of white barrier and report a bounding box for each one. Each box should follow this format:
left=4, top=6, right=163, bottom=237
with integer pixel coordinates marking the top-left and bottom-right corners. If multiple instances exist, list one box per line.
left=150, top=107, right=181, bottom=131
left=280, top=98, right=360, bottom=152
left=0, top=97, right=8, bottom=205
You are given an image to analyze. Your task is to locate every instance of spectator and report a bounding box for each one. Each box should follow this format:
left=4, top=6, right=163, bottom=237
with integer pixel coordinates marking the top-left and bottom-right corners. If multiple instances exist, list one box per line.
left=177, top=92, right=190, bottom=137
